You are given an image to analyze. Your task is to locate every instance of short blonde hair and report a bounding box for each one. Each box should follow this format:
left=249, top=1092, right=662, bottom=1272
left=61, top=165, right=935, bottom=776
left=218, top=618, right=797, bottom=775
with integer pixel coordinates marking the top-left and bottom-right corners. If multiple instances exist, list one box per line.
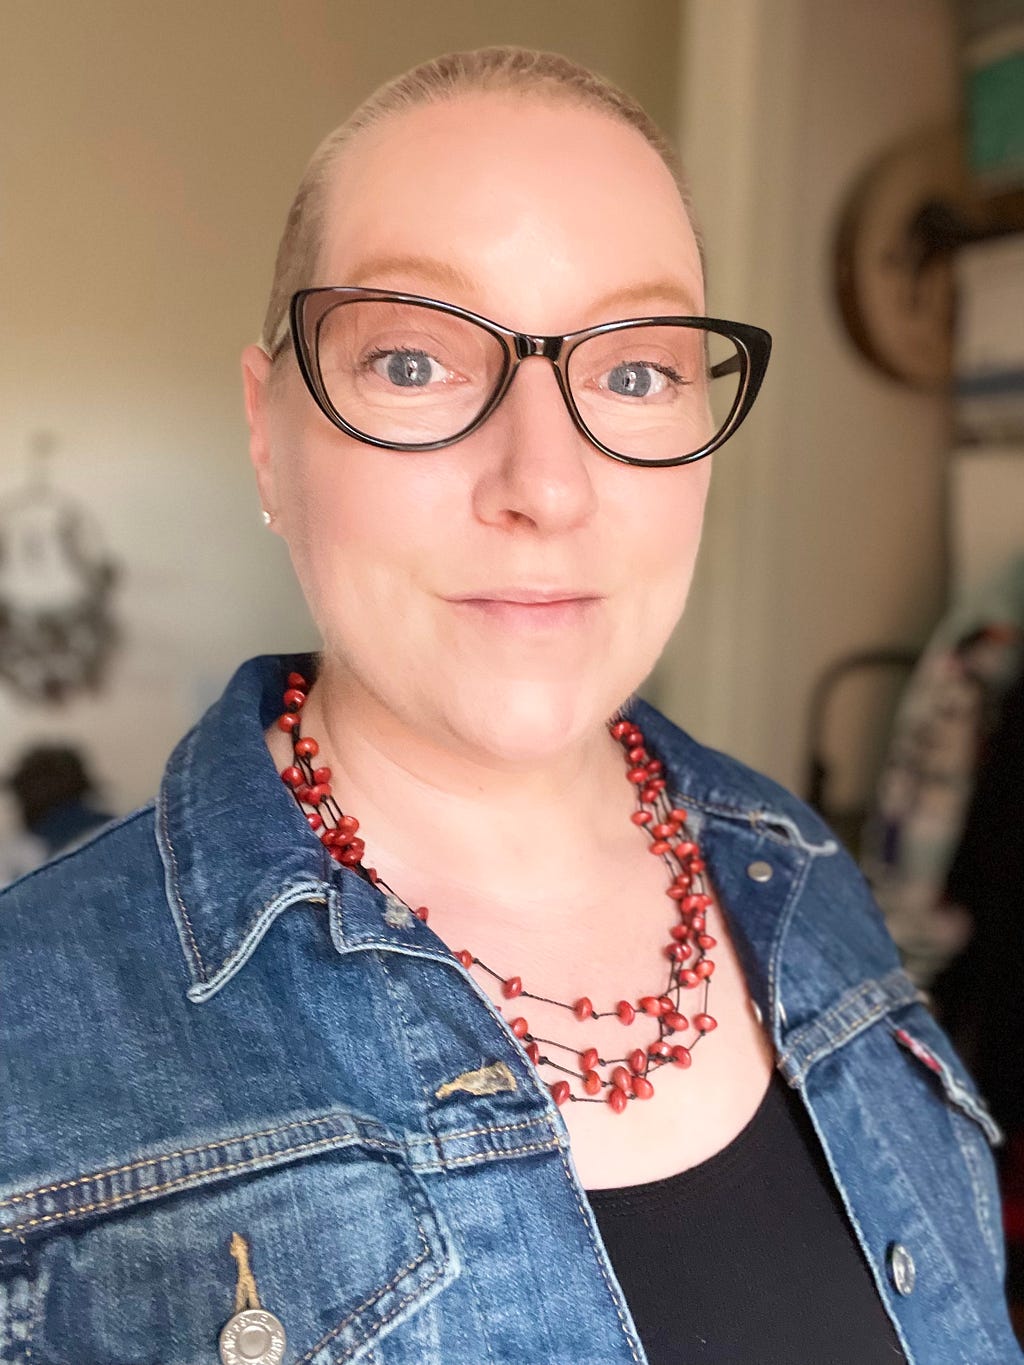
left=261, top=46, right=701, bottom=354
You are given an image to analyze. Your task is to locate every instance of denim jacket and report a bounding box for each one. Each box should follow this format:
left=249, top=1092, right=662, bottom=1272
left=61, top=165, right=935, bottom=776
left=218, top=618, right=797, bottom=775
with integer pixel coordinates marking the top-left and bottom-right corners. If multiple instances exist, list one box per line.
left=1, top=655, right=1018, bottom=1365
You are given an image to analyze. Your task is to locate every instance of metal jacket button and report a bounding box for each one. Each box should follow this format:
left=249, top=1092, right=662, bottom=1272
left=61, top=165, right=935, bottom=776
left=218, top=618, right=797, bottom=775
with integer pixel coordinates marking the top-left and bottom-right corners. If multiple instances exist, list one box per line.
left=219, top=1308, right=287, bottom=1364
left=746, top=860, right=774, bottom=882
left=887, top=1242, right=916, bottom=1296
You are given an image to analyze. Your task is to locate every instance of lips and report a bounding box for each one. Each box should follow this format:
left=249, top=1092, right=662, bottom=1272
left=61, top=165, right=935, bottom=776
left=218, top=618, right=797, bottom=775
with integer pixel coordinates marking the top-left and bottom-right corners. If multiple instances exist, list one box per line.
left=450, top=587, right=601, bottom=605
left=446, top=589, right=602, bottom=631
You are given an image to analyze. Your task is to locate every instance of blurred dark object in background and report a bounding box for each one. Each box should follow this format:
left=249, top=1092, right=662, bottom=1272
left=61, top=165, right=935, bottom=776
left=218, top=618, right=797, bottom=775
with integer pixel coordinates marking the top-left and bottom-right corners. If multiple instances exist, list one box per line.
left=5, top=743, right=114, bottom=866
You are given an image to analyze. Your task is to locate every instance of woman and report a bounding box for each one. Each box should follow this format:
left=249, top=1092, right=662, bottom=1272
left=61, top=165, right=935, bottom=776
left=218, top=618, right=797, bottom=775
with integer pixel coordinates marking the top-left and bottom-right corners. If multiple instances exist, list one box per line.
left=0, top=48, right=1017, bottom=1365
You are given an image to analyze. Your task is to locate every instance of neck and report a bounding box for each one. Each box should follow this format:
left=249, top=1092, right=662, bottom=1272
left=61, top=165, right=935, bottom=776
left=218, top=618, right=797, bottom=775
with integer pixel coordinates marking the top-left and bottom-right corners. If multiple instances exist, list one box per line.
left=272, top=658, right=642, bottom=918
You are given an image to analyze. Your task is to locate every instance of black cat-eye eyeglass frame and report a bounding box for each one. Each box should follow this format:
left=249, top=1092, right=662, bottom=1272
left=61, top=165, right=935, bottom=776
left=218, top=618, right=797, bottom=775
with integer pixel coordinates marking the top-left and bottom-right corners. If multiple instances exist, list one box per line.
left=281, top=286, right=772, bottom=468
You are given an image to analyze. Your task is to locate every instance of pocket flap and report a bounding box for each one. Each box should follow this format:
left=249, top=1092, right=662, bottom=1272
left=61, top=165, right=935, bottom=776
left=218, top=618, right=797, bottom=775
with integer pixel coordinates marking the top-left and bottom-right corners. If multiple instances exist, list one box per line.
left=3, top=1110, right=458, bottom=1365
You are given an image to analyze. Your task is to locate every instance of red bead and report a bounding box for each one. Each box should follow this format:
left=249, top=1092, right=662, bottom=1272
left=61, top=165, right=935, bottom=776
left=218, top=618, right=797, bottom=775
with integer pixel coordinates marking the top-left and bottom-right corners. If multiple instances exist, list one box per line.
left=306, top=784, right=330, bottom=805
left=413, top=906, right=429, bottom=922
left=639, top=995, right=664, bottom=1016
left=610, top=720, right=632, bottom=739
left=294, top=784, right=311, bottom=802
left=670, top=807, right=688, bottom=822
left=282, top=765, right=303, bottom=787
left=503, top=976, right=523, bottom=999
left=616, top=1000, right=636, bottom=1025
left=695, top=959, right=716, bottom=979
left=573, top=997, right=594, bottom=1021
left=629, top=1049, right=647, bottom=1075
left=612, top=1066, right=632, bottom=1091
left=631, top=810, right=653, bottom=826
left=627, top=767, right=648, bottom=785
left=669, top=924, right=691, bottom=942
left=631, top=1076, right=654, bottom=1100
left=313, top=766, right=332, bottom=785
left=689, top=858, right=706, bottom=872
left=652, top=823, right=675, bottom=839
left=582, top=1069, right=602, bottom=1095
left=658, top=996, right=674, bottom=1012
left=627, top=746, right=647, bottom=763
left=510, top=1017, right=529, bottom=1038
left=690, top=914, right=706, bottom=933
left=550, top=1081, right=571, bottom=1106
left=277, top=713, right=300, bottom=733
left=694, top=1013, right=718, bottom=1033
left=672, top=1045, right=692, bottom=1067
left=287, top=672, right=308, bottom=689
left=667, top=885, right=688, bottom=900
left=677, top=842, right=698, bottom=859
left=666, top=944, right=688, bottom=962
left=337, top=815, right=360, bottom=835
left=456, top=949, right=473, bottom=968
left=580, top=1047, right=600, bottom=1071
left=682, top=894, right=702, bottom=912
left=664, top=1011, right=688, bottom=1032
left=648, top=1041, right=672, bottom=1059
left=338, top=848, right=361, bottom=865
left=641, top=785, right=660, bottom=803
left=650, top=840, right=671, bottom=856
left=679, top=969, right=700, bottom=988
left=525, top=1041, right=541, bottom=1064
left=306, top=812, right=323, bottom=832
left=608, top=1088, right=629, bottom=1114
left=295, top=737, right=319, bottom=758
left=283, top=688, right=306, bottom=711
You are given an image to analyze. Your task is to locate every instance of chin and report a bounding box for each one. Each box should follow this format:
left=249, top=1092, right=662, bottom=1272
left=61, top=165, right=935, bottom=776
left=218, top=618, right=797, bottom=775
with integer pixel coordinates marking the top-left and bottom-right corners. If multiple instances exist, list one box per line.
left=443, top=672, right=638, bottom=767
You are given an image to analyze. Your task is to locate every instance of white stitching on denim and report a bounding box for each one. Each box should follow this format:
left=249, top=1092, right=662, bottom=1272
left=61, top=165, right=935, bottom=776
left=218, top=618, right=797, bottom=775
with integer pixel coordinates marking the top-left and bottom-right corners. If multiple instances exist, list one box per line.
left=158, top=789, right=207, bottom=980
left=297, top=1200, right=436, bottom=1365
left=0, top=1133, right=393, bottom=1236
left=552, top=1141, right=643, bottom=1364
left=0, top=1113, right=354, bottom=1208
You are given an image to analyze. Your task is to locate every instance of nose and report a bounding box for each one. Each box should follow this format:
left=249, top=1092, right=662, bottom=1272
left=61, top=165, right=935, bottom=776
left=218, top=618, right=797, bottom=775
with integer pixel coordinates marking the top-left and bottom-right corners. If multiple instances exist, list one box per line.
left=470, top=356, right=599, bottom=535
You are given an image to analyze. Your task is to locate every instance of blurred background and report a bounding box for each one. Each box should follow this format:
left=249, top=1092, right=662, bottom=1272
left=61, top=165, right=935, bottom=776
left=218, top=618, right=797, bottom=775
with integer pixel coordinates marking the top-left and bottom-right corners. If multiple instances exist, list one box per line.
left=1, top=0, right=1023, bottom=1320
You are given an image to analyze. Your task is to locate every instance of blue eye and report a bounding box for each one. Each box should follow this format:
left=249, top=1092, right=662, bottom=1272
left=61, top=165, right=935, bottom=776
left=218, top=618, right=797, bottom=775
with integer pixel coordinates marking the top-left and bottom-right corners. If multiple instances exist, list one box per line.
left=382, top=350, right=433, bottom=387
left=607, top=363, right=654, bottom=397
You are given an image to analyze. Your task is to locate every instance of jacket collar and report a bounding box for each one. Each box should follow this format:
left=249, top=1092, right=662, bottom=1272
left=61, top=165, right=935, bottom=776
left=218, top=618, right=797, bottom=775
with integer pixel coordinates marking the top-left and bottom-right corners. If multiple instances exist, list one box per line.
left=158, top=655, right=837, bottom=1006
left=157, top=655, right=431, bottom=1002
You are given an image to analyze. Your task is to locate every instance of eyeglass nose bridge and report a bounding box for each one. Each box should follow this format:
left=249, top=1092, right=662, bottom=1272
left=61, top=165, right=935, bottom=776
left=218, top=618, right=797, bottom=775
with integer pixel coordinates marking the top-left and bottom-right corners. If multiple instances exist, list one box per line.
left=513, top=333, right=564, bottom=362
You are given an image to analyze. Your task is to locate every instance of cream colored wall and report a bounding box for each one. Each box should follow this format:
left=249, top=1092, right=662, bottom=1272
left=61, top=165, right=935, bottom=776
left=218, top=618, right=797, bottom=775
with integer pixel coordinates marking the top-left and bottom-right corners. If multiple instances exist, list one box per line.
left=652, top=0, right=958, bottom=811
left=0, top=2, right=681, bottom=814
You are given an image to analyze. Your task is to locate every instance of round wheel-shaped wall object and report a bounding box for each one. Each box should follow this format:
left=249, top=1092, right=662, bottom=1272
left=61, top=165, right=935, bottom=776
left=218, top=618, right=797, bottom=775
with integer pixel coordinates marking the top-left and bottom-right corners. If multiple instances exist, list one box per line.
left=834, top=125, right=970, bottom=390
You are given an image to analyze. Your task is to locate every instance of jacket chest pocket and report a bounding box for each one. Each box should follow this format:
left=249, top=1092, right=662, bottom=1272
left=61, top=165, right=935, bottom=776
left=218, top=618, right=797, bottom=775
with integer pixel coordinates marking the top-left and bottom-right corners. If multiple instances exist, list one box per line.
left=1, top=1111, right=457, bottom=1365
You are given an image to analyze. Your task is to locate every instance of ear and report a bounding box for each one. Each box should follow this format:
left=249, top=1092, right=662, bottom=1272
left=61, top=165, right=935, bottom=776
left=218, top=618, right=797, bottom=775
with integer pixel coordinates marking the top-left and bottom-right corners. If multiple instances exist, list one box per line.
left=241, top=343, right=281, bottom=531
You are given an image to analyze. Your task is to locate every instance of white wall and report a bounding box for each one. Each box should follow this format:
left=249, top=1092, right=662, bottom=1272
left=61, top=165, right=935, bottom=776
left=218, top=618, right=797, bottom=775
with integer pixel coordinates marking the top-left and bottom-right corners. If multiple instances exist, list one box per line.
left=652, top=0, right=959, bottom=811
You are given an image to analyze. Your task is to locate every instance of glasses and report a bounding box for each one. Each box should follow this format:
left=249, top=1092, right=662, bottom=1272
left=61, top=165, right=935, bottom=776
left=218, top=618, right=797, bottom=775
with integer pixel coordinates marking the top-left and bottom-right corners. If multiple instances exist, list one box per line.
left=286, top=287, right=771, bottom=468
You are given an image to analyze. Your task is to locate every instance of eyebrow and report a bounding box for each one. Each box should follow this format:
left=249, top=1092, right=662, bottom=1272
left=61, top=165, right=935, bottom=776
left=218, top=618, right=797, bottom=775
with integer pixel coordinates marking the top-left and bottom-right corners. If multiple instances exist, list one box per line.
left=341, top=254, right=703, bottom=322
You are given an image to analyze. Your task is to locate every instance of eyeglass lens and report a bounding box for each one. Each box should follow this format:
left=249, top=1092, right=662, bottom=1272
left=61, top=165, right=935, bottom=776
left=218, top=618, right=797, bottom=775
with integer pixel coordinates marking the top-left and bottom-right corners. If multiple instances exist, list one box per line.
left=311, top=299, right=743, bottom=461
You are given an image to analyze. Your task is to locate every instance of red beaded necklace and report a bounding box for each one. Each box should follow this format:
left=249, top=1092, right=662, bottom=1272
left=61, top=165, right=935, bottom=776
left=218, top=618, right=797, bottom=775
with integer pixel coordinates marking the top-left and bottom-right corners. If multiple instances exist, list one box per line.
left=276, top=671, right=717, bottom=1114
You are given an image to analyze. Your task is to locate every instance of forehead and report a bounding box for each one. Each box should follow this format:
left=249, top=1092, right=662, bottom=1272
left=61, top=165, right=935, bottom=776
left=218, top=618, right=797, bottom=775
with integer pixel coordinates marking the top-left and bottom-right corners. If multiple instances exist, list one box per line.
left=316, top=92, right=704, bottom=327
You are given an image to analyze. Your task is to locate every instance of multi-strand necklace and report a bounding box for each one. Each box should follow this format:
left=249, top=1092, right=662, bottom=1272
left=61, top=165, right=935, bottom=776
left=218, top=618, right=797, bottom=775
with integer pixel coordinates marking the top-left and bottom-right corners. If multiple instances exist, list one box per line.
left=277, top=671, right=717, bottom=1114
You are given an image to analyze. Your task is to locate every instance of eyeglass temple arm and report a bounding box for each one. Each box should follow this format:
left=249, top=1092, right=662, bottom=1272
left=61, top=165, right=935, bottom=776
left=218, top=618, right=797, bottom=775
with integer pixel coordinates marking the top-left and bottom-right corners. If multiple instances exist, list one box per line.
left=709, top=354, right=742, bottom=379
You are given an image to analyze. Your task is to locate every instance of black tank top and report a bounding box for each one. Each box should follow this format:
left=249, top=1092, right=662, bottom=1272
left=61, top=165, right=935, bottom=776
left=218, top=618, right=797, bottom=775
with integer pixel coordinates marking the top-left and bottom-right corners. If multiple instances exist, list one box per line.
left=585, top=1070, right=907, bottom=1363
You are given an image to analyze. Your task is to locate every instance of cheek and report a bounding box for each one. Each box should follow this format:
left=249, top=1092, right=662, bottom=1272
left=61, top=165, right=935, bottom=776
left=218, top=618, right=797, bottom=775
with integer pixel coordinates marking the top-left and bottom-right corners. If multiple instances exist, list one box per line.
left=621, top=461, right=711, bottom=586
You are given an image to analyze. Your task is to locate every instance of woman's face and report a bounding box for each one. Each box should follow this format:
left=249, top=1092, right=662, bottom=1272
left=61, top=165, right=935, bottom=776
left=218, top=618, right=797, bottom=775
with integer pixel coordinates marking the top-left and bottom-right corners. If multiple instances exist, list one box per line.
left=245, top=92, right=710, bottom=766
